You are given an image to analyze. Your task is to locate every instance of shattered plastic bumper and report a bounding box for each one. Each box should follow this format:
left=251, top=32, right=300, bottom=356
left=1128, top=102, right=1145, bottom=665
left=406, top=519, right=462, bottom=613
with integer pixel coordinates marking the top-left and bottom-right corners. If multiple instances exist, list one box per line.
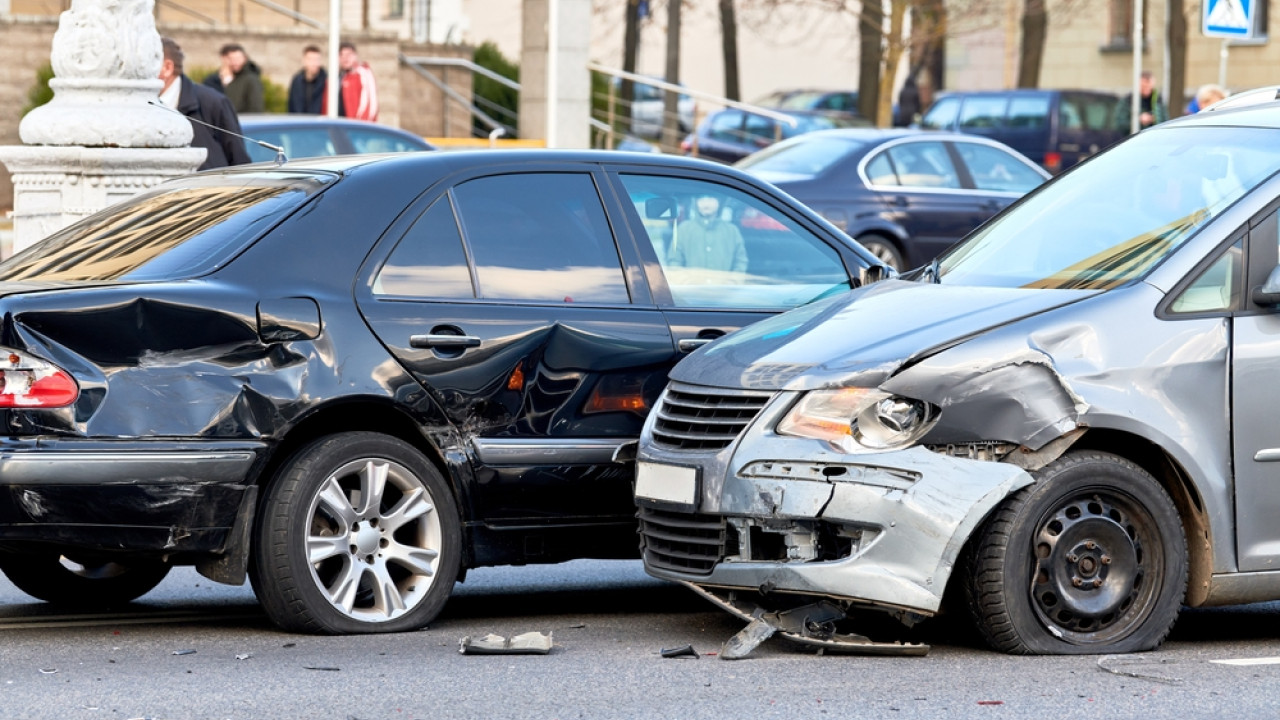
left=636, top=390, right=1034, bottom=616
left=0, top=437, right=265, bottom=556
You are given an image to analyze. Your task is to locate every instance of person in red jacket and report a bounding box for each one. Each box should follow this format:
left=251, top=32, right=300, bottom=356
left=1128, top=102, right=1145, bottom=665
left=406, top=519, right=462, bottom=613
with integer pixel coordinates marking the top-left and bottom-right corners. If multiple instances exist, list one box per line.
left=338, top=42, right=378, bottom=122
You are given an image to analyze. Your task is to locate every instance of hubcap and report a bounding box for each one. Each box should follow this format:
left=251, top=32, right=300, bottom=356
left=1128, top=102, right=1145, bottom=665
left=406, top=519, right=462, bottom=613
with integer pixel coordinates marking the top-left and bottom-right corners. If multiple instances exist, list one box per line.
left=305, top=458, right=442, bottom=623
left=1030, top=491, right=1160, bottom=644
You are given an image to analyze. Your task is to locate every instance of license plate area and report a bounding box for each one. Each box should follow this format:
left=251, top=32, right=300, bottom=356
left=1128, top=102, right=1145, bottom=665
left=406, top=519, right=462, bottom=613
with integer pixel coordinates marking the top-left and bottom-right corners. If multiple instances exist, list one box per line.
left=635, top=461, right=700, bottom=510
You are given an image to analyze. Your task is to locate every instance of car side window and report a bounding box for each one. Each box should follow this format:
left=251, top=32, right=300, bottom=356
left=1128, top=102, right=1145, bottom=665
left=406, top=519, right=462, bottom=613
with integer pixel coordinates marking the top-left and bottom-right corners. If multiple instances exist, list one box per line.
left=1007, top=96, right=1050, bottom=129
left=743, top=113, right=776, bottom=143
left=920, top=97, right=960, bottom=130
left=617, top=174, right=851, bottom=310
left=954, top=142, right=1045, bottom=193
left=885, top=142, right=961, bottom=189
left=959, top=97, right=1008, bottom=129
left=865, top=153, right=899, bottom=186
left=1169, top=239, right=1243, bottom=314
left=347, top=128, right=423, bottom=154
left=708, top=111, right=744, bottom=143
left=374, top=196, right=474, bottom=298
left=451, top=173, right=629, bottom=304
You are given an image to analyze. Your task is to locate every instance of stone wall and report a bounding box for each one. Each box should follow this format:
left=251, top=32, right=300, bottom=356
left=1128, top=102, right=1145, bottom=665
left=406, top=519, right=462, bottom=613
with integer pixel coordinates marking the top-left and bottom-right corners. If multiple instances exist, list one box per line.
left=0, top=15, right=473, bottom=211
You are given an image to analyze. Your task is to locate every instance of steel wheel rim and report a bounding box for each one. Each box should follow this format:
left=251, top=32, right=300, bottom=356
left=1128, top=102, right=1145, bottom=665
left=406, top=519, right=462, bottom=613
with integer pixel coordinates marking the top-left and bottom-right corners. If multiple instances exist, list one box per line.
left=304, top=457, right=443, bottom=622
left=863, top=241, right=901, bottom=270
left=1028, top=489, right=1163, bottom=645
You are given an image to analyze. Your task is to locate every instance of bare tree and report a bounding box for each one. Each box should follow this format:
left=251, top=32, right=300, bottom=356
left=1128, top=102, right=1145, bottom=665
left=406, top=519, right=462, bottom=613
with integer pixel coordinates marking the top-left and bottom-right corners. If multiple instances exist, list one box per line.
left=858, top=0, right=883, bottom=122
left=1018, top=0, right=1047, bottom=87
left=662, top=0, right=682, bottom=148
left=621, top=0, right=643, bottom=127
left=1167, top=0, right=1187, bottom=116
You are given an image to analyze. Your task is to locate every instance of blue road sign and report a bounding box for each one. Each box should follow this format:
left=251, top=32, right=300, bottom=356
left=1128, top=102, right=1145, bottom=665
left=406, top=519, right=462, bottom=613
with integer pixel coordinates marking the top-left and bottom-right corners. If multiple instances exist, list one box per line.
left=1204, top=0, right=1255, bottom=37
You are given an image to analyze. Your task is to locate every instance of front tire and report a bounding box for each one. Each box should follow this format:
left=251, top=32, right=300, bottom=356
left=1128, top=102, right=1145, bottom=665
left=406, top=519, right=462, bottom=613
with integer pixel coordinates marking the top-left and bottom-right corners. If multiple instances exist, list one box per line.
left=251, top=433, right=461, bottom=634
left=856, top=235, right=904, bottom=271
left=962, top=451, right=1187, bottom=654
left=0, top=554, right=170, bottom=607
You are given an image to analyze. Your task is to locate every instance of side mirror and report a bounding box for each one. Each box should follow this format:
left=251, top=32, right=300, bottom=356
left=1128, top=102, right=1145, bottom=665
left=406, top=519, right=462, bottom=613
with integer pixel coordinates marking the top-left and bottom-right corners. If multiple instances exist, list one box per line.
left=1252, top=265, right=1280, bottom=307
left=861, top=264, right=896, bottom=285
left=645, top=196, right=676, bottom=220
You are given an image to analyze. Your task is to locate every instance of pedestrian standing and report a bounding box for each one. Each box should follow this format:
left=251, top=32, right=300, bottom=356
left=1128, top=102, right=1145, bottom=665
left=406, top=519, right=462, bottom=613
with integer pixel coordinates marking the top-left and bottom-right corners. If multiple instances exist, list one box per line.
left=204, top=43, right=265, bottom=114
left=338, top=42, right=378, bottom=122
left=1116, top=70, right=1168, bottom=133
left=157, top=37, right=252, bottom=170
left=288, top=45, right=328, bottom=114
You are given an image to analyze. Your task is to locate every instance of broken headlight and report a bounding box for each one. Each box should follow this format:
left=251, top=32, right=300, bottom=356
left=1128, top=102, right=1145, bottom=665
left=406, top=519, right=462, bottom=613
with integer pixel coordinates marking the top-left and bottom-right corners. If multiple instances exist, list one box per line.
left=777, top=388, right=938, bottom=453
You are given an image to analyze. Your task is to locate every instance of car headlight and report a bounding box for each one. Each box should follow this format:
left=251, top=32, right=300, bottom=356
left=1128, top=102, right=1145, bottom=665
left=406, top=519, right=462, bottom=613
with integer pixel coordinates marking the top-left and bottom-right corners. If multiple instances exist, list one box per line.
left=777, top=388, right=939, bottom=453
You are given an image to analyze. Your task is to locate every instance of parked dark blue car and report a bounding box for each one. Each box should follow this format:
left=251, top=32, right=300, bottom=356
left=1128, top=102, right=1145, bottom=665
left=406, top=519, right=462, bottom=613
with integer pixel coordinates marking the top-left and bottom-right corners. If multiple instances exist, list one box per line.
left=682, top=108, right=866, bottom=163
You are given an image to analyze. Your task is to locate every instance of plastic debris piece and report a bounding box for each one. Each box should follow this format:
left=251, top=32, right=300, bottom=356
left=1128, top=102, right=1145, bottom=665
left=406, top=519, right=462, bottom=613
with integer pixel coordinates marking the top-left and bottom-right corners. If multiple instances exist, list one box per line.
left=459, top=631, right=553, bottom=655
left=171, top=649, right=196, bottom=656
left=38, top=668, right=57, bottom=674
left=303, top=666, right=340, bottom=671
left=659, top=644, right=699, bottom=659
left=977, top=700, right=1004, bottom=706
left=282, top=642, right=297, bottom=648
left=720, top=617, right=777, bottom=660
left=235, top=653, right=252, bottom=661
left=568, top=623, right=586, bottom=629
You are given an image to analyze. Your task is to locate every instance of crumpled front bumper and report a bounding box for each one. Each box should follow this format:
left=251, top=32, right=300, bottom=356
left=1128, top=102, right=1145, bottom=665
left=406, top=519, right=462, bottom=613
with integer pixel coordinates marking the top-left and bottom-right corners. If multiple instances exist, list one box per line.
left=636, top=390, right=1035, bottom=615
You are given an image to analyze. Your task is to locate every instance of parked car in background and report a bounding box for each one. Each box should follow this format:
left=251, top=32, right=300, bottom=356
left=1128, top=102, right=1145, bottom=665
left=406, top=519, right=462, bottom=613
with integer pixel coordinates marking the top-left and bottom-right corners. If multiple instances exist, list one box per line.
left=756, top=88, right=861, bottom=116
left=919, top=89, right=1124, bottom=174
left=0, top=150, right=885, bottom=635
left=737, top=128, right=1049, bottom=270
left=238, top=114, right=434, bottom=162
left=619, top=78, right=696, bottom=138
left=683, top=109, right=867, bottom=164
left=636, top=96, right=1280, bottom=656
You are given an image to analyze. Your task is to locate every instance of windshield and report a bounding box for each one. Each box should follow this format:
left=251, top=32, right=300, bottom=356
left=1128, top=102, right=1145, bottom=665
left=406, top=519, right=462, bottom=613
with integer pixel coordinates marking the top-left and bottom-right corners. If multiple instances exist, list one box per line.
left=937, top=126, right=1280, bottom=289
left=0, top=172, right=332, bottom=283
left=737, top=135, right=867, bottom=178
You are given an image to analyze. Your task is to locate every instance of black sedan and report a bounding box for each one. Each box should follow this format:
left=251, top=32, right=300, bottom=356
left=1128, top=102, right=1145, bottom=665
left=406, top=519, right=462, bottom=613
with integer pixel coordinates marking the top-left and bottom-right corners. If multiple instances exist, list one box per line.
left=737, top=129, right=1050, bottom=270
left=0, top=151, right=883, bottom=634
left=238, top=114, right=434, bottom=162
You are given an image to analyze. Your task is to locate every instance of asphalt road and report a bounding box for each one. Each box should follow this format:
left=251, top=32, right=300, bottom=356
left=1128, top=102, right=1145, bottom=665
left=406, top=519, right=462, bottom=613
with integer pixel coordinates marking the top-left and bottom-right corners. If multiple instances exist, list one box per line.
left=0, top=560, right=1277, bottom=720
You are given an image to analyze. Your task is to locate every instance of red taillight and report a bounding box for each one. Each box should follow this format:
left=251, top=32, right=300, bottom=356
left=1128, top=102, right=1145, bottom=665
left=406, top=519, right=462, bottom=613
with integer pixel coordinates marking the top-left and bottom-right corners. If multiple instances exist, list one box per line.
left=1044, top=152, right=1062, bottom=173
left=0, top=349, right=79, bottom=408
left=680, top=139, right=692, bottom=153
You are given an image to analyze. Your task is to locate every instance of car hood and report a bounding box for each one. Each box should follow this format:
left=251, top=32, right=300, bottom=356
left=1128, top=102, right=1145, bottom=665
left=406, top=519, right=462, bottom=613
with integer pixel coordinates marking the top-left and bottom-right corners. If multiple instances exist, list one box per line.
left=670, top=279, right=1097, bottom=391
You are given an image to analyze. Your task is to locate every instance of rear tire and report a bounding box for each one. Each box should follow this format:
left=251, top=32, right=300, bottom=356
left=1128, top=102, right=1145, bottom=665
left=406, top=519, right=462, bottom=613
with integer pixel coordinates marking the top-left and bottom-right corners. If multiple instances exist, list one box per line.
left=856, top=235, right=905, bottom=271
left=961, top=451, right=1187, bottom=654
left=0, top=554, right=170, bottom=607
left=250, top=432, right=461, bottom=634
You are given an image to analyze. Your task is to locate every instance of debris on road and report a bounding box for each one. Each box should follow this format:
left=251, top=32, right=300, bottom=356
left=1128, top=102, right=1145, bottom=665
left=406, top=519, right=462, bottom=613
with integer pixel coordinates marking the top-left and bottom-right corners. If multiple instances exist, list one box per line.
left=1096, top=655, right=1182, bottom=685
left=709, top=595, right=929, bottom=659
left=38, top=668, right=56, bottom=674
left=459, top=631, right=553, bottom=655
left=303, top=666, right=341, bottom=671
left=171, top=649, right=196, bottom=656
left=659, top=644, right=699, bottom=659
left=235, top=653, right=252, bottom=661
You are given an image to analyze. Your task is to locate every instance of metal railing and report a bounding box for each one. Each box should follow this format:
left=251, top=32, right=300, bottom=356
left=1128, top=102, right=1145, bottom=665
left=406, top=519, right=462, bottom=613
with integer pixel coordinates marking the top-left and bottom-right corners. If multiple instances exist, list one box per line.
left=400, top=54, right=514, bottom=143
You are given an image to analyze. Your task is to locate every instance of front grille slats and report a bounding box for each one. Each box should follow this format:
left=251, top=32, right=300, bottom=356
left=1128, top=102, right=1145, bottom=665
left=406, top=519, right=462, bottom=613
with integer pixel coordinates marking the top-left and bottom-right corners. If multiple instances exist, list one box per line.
left=639, top=506, right=728, bottom=575
left=650, top=385, right=773, bottom=451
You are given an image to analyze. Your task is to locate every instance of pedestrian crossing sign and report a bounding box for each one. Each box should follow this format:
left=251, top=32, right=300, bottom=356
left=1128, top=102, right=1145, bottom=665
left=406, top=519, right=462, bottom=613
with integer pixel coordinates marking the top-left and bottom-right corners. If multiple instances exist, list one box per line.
left=1204, top=0, right=1257, bottom=38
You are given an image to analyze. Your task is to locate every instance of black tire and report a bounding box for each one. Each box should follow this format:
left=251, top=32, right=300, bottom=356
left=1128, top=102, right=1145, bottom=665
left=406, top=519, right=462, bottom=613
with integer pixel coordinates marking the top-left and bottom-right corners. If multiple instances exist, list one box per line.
left=961, top=451, right=1187, bottom=654
left=856, top=235, right=905, bottom=271
left=0, top=554, right=170, bottom=607
left=250, top=432, right=461, bottom=634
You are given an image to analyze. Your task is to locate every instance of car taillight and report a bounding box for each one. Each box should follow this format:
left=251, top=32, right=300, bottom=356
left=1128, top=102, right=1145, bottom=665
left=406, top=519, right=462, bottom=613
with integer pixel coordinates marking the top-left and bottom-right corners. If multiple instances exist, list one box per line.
left=0, top=349, right=79, bottom=408
left=680, top=139, right=692, bottom=153
left=1044, top=152, right=1062, bottom=173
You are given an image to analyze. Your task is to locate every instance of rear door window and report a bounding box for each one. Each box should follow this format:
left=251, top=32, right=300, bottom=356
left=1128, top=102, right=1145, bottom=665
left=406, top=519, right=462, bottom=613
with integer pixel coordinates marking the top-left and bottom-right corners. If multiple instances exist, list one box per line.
left=374, top=196, right=474, bottom=298
left=884, top=141, right=961, bottom=189
left=1007, top=96, right=1051, bottom=129
left=953, top=142, right=1046, bottom=193
left=921, top=97, right=960, bottom=129
left=451, top=173, right=630, bottom=304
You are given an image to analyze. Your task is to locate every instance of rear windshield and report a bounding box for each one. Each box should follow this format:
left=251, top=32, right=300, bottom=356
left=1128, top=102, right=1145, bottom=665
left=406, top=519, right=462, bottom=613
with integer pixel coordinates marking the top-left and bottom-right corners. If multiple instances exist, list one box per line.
left=737, top=135, right=867, bottom=178
left=0, top=172, right=332, bottom=283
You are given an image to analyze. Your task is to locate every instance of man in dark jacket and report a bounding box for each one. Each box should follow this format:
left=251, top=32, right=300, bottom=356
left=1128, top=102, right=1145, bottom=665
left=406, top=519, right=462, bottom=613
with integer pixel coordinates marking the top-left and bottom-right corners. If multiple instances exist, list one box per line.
left=287, top=45, right=327, bottom=114
left=203, top=43, right=265, bottom=114
left=159, top=37, right=252, bottom=170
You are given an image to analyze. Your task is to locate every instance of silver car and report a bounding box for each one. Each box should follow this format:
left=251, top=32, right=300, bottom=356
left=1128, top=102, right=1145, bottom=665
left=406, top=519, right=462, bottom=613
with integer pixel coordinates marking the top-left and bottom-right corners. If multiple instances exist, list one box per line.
left=634, top=97, right=1280, bottom=655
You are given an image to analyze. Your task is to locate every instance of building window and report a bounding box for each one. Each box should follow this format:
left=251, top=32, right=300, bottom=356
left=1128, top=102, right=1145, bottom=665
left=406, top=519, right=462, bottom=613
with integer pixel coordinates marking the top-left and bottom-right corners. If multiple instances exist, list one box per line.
left=1103, top=0, right=1149, bottom=51
left=388, top=0, right=404, bottom=19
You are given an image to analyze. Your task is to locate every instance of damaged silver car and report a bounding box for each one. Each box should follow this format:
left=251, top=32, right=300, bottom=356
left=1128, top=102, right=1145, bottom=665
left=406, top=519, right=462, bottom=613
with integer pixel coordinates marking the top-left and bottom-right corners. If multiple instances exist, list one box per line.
left=635, top=98, right=1280, bottom=654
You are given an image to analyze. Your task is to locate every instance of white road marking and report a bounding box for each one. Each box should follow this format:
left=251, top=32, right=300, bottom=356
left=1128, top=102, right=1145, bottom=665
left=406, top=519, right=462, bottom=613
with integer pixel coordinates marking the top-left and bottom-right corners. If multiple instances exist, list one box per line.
left=1210, top=656, right=1280, bottom=666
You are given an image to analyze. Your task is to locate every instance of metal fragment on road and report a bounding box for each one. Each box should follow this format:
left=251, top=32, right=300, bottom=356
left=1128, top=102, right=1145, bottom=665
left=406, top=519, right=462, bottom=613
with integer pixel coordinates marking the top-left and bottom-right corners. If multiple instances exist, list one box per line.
left=459, top=631, right=553, bottom=655
left=38, top=668, right=57, bottom=674
left=720, top=618, right=777, bottom=660
left=659, top=644, right=699, bottom=659
left=235, top=653, right=252, bottom=660
left=303, top=666, right=341, bottom=671
left=171, top=649, right=196, bottom=656
left=1096, top=655, right=1182, bottom=685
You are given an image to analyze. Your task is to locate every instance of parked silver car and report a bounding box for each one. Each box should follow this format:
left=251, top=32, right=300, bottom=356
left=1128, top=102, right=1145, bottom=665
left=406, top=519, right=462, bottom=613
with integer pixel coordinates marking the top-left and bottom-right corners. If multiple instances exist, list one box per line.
left=634, top=94, right=1280, bottom=655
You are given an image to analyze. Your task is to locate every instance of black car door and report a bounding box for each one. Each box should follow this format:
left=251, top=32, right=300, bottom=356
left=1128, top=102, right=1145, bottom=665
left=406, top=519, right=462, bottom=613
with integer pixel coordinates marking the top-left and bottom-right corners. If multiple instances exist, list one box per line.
left=606, top=167, right=867, bottom=356
left=864, top=139, right=983, bottom=264
left=355, top=166, right=674, bottom=533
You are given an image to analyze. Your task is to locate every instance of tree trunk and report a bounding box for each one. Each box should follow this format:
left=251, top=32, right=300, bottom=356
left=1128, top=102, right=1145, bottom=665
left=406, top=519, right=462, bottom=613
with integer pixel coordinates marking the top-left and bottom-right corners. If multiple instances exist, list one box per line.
left=876, top=0, right=906, bottom=127
left=858, top=0, right=883, bottom=121
left=662, top=0, right=682, bottom=149
left=720, top=0, right=740, bottom=101
left=1017, top=0, right=1047, bottom=88
left=621, top=0, right=641, bottom=127
left=1167, top=0, right=1186, bottom=116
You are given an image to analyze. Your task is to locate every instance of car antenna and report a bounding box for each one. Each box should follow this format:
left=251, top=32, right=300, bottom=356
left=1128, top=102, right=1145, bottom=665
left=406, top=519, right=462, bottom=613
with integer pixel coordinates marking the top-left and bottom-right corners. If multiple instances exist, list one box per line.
left=147, top=100, right=287, bottom=164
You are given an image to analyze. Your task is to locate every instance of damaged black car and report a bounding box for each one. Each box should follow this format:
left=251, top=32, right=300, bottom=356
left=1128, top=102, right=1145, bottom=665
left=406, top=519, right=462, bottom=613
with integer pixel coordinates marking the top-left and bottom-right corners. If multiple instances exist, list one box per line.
left=0, top=151, right=881, bottom=633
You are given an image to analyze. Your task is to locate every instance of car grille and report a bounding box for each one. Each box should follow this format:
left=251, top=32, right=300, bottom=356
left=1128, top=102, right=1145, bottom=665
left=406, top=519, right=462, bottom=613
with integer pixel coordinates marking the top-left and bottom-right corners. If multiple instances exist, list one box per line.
left=650, top=385, right=773, bottom=451
left=639, top=506, right=730, bottom=575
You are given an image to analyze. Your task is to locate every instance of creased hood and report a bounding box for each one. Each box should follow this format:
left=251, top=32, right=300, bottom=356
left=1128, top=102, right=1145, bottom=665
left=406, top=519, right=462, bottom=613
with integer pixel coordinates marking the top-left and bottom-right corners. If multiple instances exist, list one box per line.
left=670, top=280, right=1097, bottom=391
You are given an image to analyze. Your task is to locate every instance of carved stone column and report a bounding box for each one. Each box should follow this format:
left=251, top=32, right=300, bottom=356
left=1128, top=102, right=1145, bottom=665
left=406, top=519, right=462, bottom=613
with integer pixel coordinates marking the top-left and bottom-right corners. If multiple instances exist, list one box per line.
left=0, top=0, right=205, bottom=254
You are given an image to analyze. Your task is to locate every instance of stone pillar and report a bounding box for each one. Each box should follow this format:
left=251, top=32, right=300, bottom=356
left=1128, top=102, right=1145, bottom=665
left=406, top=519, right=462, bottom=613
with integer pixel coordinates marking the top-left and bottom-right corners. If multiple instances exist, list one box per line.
left=519, top=0, right=591, bottom=148
left=0, top=0, right=205, bottom=253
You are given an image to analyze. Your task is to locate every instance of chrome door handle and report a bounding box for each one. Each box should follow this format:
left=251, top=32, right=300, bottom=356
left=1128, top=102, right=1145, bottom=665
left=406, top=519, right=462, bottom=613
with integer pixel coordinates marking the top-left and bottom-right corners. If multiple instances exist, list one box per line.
left=410, top=334, right=482, bottom=349
left=678, top=338, right=715, bottom=352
